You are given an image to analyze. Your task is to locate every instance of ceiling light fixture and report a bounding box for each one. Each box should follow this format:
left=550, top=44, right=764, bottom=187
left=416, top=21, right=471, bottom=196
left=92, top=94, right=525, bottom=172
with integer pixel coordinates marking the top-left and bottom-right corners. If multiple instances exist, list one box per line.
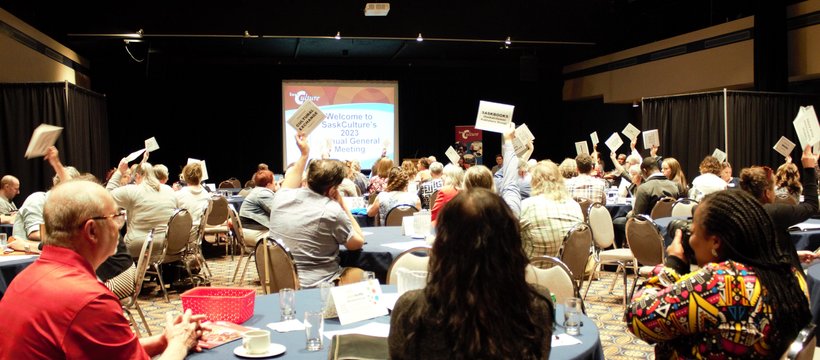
left=416, top=33, right=423, bottom=42
left=505, top=36, right=512, bottom=45
left=335, top=31, right=341, bottom=40
left=364, top=3, right=390, bottom=16
left=136, top=29, right=144, bottom=38
left=632, top=101, right=639, bottom=108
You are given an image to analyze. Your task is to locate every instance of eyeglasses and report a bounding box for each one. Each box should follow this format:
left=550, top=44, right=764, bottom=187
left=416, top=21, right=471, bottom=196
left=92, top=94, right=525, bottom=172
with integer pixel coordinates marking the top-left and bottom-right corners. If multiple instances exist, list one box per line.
left=86, top=209, right=126, bottom=229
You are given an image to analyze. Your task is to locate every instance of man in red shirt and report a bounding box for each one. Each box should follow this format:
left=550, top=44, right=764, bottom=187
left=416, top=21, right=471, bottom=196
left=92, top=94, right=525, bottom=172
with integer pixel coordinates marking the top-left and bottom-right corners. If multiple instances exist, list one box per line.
left=0, top=180, right=206, bottom=359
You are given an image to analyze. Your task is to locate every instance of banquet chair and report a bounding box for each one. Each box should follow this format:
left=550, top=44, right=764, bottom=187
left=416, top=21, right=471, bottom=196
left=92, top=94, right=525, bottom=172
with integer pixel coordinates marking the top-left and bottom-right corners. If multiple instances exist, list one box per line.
left=387, top=246, right=431, bottom=285
left=145, top=209, right=193, bottom=302
left=428, top=189, right=440, bottom=210
left=781, top=322, right=816, bottom=360
left=670, top=198, right=698, bottom=218
left=625, top=214, right=665, bottom=303
left=121, top=233, right=154, bottom=337
left=384, top=204, right=419, bottom=226
left=231, top=207, right=266, bottom=285
left=575, top=197, right=594, bottom=222
left=255, top=237, right=300, bottom=294
left=649, top=196, right=676, bottom=218
left=583, top=203, right=635, bottom=307
left=218, top=180, right=234, bottom=189
left=202, top=194, right=235, bottom=258
left=559, top=222, right=593, bottom=292
left=526, top=256, right=584, bottom=313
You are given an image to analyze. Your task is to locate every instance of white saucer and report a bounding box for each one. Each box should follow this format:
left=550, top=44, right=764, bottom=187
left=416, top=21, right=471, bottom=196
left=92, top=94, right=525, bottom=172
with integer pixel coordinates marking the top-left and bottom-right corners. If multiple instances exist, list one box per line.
left=233, top=343, right=286, bottom=358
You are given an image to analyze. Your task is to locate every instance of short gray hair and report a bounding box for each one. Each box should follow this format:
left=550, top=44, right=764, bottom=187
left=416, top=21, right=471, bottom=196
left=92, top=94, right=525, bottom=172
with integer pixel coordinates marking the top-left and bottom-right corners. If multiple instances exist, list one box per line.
left=441, top=164, right=464, bottom=188
left=44, top=180, right=107, bottom=248
left=429, top=162, right=444, bottom=175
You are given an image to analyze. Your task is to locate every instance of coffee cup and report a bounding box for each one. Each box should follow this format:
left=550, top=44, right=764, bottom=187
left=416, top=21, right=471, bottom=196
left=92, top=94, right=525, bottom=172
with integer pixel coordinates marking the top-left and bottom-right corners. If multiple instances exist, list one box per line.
left=242, top=329, right=270, bottom=354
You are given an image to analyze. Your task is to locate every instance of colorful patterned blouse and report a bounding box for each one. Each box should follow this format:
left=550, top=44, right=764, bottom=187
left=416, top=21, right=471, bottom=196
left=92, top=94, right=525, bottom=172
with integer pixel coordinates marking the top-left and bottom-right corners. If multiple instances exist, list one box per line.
left=626, top=261, right=808, bottom=359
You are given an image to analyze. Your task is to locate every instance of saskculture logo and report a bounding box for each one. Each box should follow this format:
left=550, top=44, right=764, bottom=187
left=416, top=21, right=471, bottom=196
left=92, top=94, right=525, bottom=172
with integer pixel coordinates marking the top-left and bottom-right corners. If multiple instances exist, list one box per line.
left=460, top=129, right=480, bottom=139
left=290, top=90, right=321, bottom=105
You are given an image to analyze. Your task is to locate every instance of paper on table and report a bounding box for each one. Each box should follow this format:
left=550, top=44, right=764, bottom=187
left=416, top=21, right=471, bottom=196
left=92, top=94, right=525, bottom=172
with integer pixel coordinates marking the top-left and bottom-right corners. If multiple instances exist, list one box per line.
left=793, top=106, right=820, bottom=148
left=0, top=255, right=38, bottom=264
left=331, top=280, right=388, bottom=325
left=773, top=136, right=796, bottom=157
left=788, top=221, right=820, bottom=232
left=474, top=100, right=515, bottom=133
left=605, top=132, right=624, bottom=152
left=642, top=129, right=659, bottom=149
left=266, top=319, right=306, bottom=333
left=712, top=149, right=727, bottom=163
left=379, top=293, right=400, bottom=311
left=123, top=148, right=146, bottom=163
left=144, top=137, right=159, bottom=152
left=590, top=131, right=599, bottom=145
left=552, top=333, right=583, bottom=347
left=287, top=100, right=326, bottom=135
left=574, top=141, right=589, bottom=155
left=382, top=240, right=430, bottom=251
left=401, top=216, right=414, bottom=236
left=444, top=146, right=460, bottom=165
left=323, top=322, right=391, bottom=340
left=24, top=124, right=63, bottom=159
left=362, top=231, right=374, bottom=236
left=188, top=158, right=209, bottom=181
left=621, top=123, right=641, bottom=141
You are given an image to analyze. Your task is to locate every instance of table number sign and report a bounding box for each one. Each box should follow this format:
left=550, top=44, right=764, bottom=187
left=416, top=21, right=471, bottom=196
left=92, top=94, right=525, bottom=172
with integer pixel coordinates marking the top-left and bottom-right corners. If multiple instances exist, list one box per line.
left=330, top=280, right=388, bottom=325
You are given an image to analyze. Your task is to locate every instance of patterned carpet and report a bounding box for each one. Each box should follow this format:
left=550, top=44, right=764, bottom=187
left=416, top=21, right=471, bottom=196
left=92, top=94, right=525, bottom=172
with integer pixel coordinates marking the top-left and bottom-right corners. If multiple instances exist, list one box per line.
left=131, top=254, right=655, bottom=359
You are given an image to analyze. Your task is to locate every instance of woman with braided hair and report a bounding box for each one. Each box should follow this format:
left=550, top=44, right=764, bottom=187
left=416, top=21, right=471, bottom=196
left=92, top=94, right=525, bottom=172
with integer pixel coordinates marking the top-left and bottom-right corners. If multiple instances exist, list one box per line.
left=627, top=190, right=811, bottom=359
left=367, top=167, right=420, bottom=225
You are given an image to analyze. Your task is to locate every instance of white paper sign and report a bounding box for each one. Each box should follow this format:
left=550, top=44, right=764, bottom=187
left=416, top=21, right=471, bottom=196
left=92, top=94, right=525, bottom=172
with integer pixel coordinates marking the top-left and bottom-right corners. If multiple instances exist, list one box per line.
left=123, top=148, right=146, bottom=163
left=187, top=158, right=209, bottom=181
left=605, top=132, right=624, bottom=152
left=474, top=101, right=515, bottom=133
left=144, top=137, right=160, bottom=152
left=773, top=136, right=796, bottom=157
left=343, top=197, right=365, bottom=210
left=514, top=123, right=535, bottom=144
left=575, top=141, right=589, bottom=155
left=712, top=149, right=727, bottom=163
left=622, top=123, right=641, bottom=141
left=323, top=322, right=391, bottom=340
left=24, top=124, right=63, bottom=159
left=590, top=131, right=599, bottom=145
left=444, top=146, right=460, bottom=165
left=330, top=280, right=388, bottom=325
left=287, top=100, right=326, bottom=135
left=642, top=129, right=660, bottom=150
left=793, top=106, right=820, bottom=148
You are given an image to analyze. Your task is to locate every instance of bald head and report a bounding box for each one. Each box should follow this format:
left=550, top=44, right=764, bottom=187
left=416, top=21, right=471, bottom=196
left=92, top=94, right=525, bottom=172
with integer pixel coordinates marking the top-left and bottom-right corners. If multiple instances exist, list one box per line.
left=44, top=180, right=112, bottom=248
left=1, top=175, right=20, bottom=200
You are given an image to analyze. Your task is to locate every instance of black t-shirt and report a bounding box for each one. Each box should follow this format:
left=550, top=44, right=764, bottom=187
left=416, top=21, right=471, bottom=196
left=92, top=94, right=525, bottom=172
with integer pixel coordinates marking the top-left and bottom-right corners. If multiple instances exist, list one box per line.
left=95, top=234, right=134, bottom=281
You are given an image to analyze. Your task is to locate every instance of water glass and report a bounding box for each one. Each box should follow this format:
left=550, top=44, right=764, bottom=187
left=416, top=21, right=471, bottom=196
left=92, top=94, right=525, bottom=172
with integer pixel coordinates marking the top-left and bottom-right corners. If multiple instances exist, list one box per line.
left=564, top=297, right=582, bottom=336
left=319, top=281, right=333, bottom=309
left=0, top=233, right=7, bottom=248
left=304, top=311, right=324, bottom=351
left=361, top=271, right=376, bottom=283
left=279, top=288, right=296, bottom=321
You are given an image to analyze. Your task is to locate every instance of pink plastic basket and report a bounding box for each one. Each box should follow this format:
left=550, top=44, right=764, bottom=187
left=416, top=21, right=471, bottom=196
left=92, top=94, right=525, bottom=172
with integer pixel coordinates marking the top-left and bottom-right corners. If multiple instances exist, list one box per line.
left=180, top=287, right=256, bottom=324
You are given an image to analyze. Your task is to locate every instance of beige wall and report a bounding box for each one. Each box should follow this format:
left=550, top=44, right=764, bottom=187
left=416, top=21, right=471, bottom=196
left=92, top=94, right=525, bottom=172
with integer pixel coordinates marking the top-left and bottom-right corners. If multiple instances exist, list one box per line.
left=0, top=7, right=89, bottom=85
left=563, top=0, right=820, bottom=103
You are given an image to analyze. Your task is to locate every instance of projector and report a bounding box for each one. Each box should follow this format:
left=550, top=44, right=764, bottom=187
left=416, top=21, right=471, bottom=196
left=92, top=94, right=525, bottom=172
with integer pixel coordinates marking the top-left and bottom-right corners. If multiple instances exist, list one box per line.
left=364, top=3, right=390, bottom=16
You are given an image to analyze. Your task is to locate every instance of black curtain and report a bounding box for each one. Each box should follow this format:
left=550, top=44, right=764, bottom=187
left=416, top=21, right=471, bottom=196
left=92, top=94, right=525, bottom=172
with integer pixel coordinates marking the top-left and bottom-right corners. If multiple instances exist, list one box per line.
left=641, top=92, right=725, bottom=180
left=0, top=83, right=109, bottom=202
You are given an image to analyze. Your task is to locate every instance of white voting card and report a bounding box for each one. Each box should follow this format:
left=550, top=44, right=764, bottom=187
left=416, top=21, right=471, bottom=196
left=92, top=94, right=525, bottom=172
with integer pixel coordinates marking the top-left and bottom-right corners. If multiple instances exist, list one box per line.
left=188, top=158, right=209, bottom=181
left=287, top=100, right=326, bottom=135
left=642, top=129, right=660, bottom=150
left=514, top=123, right=535, bottom=144
left=474, top=100, right=514, bottom=133
left=773, top=136, right=796, bottom=157
left=444, top=146, right=460, bottom=165
left=123, top=148, right=146, bottom=163
left=330, top=280, right=389, bottom=325
left=575, top=141, right=589, bottom=155
left=621, top=123, right=641, bottom=141
left=517, top=143, right=534, bottom=162
left=605, top=132, right=624, bottom=152
left=24, top=124, right=63, bottom=159
left=793, top=106, right=820, bottom=148
left=144, top=137, right=159, bottom=152
left=590, top=131, right=599, bottom=145
left=711, top=149, right=727, bottom=163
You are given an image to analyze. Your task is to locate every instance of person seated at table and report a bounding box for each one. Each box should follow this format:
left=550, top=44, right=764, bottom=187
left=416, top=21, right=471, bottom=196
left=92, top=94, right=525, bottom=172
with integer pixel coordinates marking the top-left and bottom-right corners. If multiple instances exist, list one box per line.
left=368, top=157, right=394, bottom=194
left=689, top=155, right=726, bottom=200
left=0, top=175, right=20, bottom=219
left=520, top=160, right=583, bottom=258
left=337, top=165, right=360, bottom=197
left=462, top=125, right=520, bottom=216
left=269, top=132, right=365, bottom=288
left=429, top=164, right=464, bottom=223
left=630, top=157, right=679, bottom=216
left=176, top=162, right=212, bottom=242
left=107, top=159, right=179, bottom=258
left=401, top=160, right=419, bottom=192
left=0, top=179, right=207, bottom=359
left=626, top=190, right=811, bottom=359
left=348, top=160, right=369, bottom=196
left=565, top=153, right=607, bottom=205
left=389, top=188, right=554, bottom=359
left=775, top=157, right=802, bottom=204
left=418, top=162, right=444, bottom=210
left=239, top=168, right=277, bottom=243
left=367, top=168, right=420, bottom=225
left=661, top=157, right=688, bottom=197
left=559, top=158, right=578, bottom=179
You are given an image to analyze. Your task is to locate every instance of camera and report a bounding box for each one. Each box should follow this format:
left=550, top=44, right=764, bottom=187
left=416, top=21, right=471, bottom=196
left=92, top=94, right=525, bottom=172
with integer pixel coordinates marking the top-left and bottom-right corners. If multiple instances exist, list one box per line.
left=668, top=218, right=695, bottom=263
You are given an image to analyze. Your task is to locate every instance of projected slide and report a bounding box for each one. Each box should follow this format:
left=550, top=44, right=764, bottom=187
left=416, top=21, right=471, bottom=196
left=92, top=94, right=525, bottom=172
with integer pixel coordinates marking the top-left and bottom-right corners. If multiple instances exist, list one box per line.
left=282, top=81, right=398, bottom=171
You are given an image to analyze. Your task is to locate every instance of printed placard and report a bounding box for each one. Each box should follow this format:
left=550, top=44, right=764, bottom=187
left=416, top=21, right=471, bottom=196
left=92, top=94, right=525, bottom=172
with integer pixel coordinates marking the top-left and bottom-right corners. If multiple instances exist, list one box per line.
left=24, top=124, right=63, bottom=159
left=712, top=149, right=727, bottom=163
left=514, top=123, right=535, bottom=144
left=331, top=280, right=388, bottom=325
left=621, top=123, right=641, bottom=141
left=773, top=136, right=796, bottom=157
left=642, top=129, right=660, bottom=150
left=793, top=106, right=820, bottom=148
left=187, top=158, right=209, bottom=181
left=605, top=132, right=624, bottom=152
left=287, top=100, right=326, bottom=135
left=144, top=137, right=160, bottom=152
left=590, top=131, right=599, bottom=145
left=444, top=146, right=460, bottom=165
left=575, top=141, right=589, bottom=155
left=474, top=101, right=515, bottom=133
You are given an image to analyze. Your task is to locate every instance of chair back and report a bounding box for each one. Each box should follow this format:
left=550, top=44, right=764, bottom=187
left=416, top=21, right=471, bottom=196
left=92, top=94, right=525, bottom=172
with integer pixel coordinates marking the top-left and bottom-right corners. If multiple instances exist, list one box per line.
left=123, top=233, right=154, bottom=307
left=526, top=256, right=578, bottom=306
left=206, top=194, right=229, bottom=226
left=649, top=196, right=676, bottom=218
left=195, top=198, right=214, bottom=243
left=385, top=204, right=419, bottom=226
left=625, top=214, right=665, bottom=266
left=218, top=180, right=234, bottom=189
left=227, top=205, right=248, bottom=249
left=576, top=198, right=594, bottom=222
left=387, top=247, right=431, bottom=285
left=782, top=323, right=816, bottom=360
left=255, top=237, right=300, bottom=294
left=560, top=223, right=593, bottom=290
left=164, top=209, right=193, bottom=259
left=774, top=193, right=799, bottom=206
left=671, top=198, right=698, bottom=217
left=429, top=189, right=440, bottom=209
left=588, top=203, right=615, bottom=249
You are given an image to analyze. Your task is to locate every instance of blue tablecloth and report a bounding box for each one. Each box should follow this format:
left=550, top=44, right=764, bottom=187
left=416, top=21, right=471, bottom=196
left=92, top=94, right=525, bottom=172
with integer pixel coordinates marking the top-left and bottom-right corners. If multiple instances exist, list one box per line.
left=606, top=203, right=632, bottom=219
left=188, top=286, right=604, bottom=360
left=0, top=255, right=38, bottom=299
left=338, top=227, right=411, bottom=283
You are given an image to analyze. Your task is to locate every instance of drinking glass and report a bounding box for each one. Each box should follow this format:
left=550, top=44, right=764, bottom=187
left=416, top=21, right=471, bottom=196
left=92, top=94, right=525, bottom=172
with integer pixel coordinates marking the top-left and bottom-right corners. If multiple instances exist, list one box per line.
left=564, top=297, right=582, bottom=336
left=304, top=311, right=324, bottom=351
left=279, top=288, right=296, bottom=321
left=319, top=281, right=333, bottom=309
left=361, top=271, right=376, bottom=283
left=0, top=233, right=7, bottom=249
